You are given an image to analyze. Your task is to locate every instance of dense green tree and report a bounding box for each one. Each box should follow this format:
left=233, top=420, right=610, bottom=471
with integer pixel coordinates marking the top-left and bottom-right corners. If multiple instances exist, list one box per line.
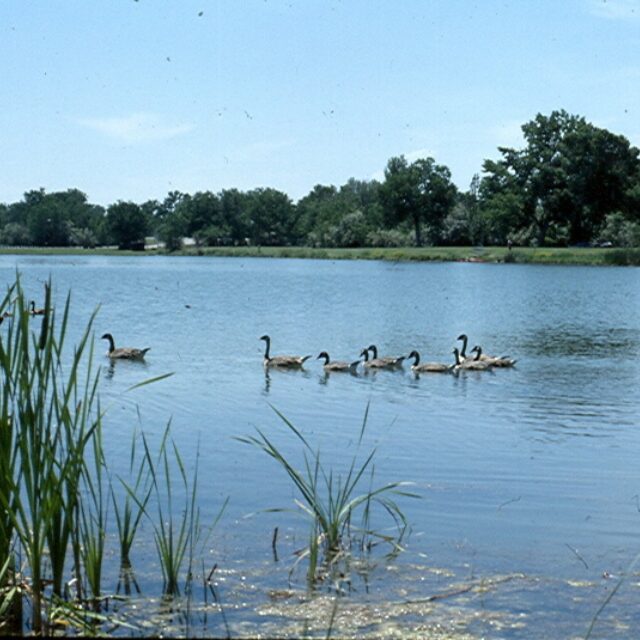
left=296, top=184, right=342, bottom=245
left=442, top=174, right=488, bottom=245
left=148, top=192, right=189, bottom=250
left=478, top=161, right=529, bottom=244
left=296, top=179, right=384, bottom=247
left=380, top=156, right=457, bottom=246
left=597, top=211, right=640, bottom=247
left=481, top=110, right=640, bottom=245
left=0, top=222, right=31, bottom=245
left=0, top=188, right=105, bottom=247
left=245, top=188, right=296, bottom=245
left=105, top=201, right=148, bottom=250
left=218, top=188, right=251, bottom=245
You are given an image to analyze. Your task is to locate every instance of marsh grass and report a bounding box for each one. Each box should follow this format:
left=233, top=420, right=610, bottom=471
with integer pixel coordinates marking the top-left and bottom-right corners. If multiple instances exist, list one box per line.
left=236, top=404, right=418, bottom=585
left=0, top=278, right=104, bottom=633
left=0, top=276, right=225, bottom=635
left=123, top=425, right=227, bottom=597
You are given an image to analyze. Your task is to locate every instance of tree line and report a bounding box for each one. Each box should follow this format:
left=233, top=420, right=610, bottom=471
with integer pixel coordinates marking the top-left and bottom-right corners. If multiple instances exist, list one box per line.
left=2, top=110, right=639, bottom=250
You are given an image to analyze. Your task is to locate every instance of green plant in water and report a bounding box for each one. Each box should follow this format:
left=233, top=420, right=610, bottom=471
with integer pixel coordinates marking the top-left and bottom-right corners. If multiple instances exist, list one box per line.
left=109, top=428, right=153, bottom=597
left=237, top=404, right=418, bottom=584
left=0, top=276, right=185, bottom=634
left=125, top=425, right=227, bottom=597
left=0, top=278, right=105, bottom=633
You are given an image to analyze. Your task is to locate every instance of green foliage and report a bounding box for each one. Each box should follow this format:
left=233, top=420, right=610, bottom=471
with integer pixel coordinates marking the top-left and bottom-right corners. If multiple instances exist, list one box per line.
left=481, top=110, right=640, bottom=246
left=0, top=189, right=105, bottom=248
left=597, top=211, right=640, bottom=247
left=236, top=406, right=417, bottom=584
left=1, top=111, right=638, bottom=251
left=105, top=201, right=149, bottom=249
left=123, top=425, right=227, bottom=597
left=245, top=188, right=296, bottom=246
left=380, top=155, right=457, bottom=246
left=0, top=222, right=31, bottom=246
left=0, top=276, right=223, bottom=633
left=0, top=278, right=102, bottom=632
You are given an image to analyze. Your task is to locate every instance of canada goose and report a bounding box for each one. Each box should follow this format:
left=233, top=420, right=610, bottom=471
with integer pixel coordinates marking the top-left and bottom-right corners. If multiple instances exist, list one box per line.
left=260, top=335, right=311, bottom=368
left=30, top=301, right=46, bottom=316
left=317, top=351, right=360, bottom=372
left=407, top=350, right=453, bottom=373
left=452, top=347, right=490, bottom=371
left=360, top=348, right=397, bottom=369
left=457, top=334, right=471, bottom=360
left=471, top=345, right=517, bottom=368
left=101, top=333, right=150, bottom=360
left=367, top=344, right=405, bottom=367
left=458, top=334, right=507, bottom=362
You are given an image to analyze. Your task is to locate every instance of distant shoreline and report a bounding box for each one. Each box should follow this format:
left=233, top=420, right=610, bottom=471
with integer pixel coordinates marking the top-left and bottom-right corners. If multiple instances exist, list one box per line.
left=1, top=245, right=639, bottom=266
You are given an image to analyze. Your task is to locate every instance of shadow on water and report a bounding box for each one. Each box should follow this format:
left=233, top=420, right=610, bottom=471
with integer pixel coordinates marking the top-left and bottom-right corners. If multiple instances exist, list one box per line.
left=102, top=357, right=150, bottom=380
left=262, top=366, right=313, bottom=394
left=522, top=325, right=640, bottom=358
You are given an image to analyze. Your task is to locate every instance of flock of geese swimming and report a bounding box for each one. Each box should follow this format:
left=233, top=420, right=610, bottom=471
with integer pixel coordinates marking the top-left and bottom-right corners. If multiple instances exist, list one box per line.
left=260, top=334, right=517, bottom=374
left=4, top=303, right=518, bottom=374
left=91, top=331, right=516, bottom=375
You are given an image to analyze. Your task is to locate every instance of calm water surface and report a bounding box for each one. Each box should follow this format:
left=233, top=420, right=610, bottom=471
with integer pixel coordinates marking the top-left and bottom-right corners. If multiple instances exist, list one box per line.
left=2, top=255, right=639, bottom=638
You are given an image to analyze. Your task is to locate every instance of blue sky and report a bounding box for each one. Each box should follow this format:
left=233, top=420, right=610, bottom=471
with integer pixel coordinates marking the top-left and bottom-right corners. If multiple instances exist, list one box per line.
left=1, top=0, right=639, bottom=206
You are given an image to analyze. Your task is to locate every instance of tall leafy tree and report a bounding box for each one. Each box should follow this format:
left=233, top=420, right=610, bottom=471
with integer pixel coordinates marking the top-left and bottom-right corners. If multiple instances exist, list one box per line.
left=380, top=156, right=457, bottom=246
left=481, top=110, right=640, bottom=245
left=105, top=201, right=149, bottom=250
left=245, top=188, right=296, bottom=246
left=219, top=188, right=251, bottom=245
left=296, top=184, right=342, bottom=244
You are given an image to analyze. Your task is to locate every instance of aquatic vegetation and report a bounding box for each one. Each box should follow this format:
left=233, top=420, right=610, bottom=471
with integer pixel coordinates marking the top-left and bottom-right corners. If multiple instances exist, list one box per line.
left=125, top=425, right=227, bottom=597
left=0, top=277, right=223, bottom=634
left=0, top=278, right=103, bottom=633
left=236, top=404, right=418, bottom=585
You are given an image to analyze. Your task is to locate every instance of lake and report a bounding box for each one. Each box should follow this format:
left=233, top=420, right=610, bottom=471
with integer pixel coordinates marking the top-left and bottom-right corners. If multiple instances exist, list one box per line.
left=2, top=254, right=639, bottom=638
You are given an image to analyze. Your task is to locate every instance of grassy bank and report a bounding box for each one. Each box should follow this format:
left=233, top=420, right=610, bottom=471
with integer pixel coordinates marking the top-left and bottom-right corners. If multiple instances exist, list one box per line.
left=158, top=244, right=640, bottom=266
left=2, top=245, right=639, bottom=265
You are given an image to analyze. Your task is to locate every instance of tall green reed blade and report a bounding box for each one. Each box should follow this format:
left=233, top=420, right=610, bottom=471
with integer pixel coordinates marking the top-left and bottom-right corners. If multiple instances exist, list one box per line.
left=123, top=423, right=225, bottom=597
left=0, top=283, right=19, bottom=571
left=0, top=278, right=105, bottom=633
left=78, top=418, right=108, bottom=604
left=236, top=405, right=418, bottom=583
left=112, top=428, right=153, bottom=569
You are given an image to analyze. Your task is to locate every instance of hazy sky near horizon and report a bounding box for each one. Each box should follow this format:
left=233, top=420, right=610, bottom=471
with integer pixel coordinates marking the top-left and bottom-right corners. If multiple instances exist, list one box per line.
left=2, top=0, right=639, bottom=206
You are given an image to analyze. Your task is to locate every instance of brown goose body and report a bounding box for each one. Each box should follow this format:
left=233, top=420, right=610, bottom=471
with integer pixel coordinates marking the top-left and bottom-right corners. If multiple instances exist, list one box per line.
left=367, top=344, right=405, bottom=367
left=30, top=301, right=46, bottom=316
left=452, top=347, right=490, bottom=371
left=360, top=348, right=397, bottom=369
left=260, top=335, right=311, bottom=368
left=317, top=351, right=360, bottom=372
left=408, top=350, right=452, bottom=373
left=101, top=333, right=150, bottom=360
left=471, top=345, right=517, bottom=368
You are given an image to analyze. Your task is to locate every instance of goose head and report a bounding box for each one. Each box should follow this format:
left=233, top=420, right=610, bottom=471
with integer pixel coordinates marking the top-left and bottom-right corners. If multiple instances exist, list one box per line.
left=101, top=333, right=116, bottom=352
left=470, top=345, right=482, bottom=360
